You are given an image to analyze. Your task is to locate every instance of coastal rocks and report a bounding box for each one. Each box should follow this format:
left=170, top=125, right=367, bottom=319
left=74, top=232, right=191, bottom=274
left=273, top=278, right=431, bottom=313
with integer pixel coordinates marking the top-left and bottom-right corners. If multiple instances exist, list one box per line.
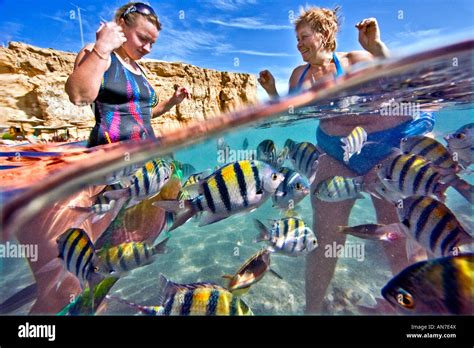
left=0, top=41, right=257, bottom=137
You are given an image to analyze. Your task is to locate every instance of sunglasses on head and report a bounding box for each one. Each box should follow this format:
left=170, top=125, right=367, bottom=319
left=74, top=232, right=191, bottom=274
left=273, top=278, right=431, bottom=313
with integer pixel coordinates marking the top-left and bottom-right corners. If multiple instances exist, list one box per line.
left=122, top=2, right=157, bottom=19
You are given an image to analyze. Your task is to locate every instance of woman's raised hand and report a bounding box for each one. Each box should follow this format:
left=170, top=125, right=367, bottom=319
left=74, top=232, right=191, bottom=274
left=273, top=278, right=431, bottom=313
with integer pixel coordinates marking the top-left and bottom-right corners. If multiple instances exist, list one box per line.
left=356, top=18, right=382, bottom=53
left=258, top=70, right=277, bottom=95
left=95, top=22, right=127, bottom=55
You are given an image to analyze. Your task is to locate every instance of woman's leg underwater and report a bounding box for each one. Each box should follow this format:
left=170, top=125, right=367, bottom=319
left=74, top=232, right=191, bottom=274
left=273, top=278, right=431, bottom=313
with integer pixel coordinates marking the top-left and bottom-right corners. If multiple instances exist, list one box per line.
left=306, top=154, right=356, bottom=314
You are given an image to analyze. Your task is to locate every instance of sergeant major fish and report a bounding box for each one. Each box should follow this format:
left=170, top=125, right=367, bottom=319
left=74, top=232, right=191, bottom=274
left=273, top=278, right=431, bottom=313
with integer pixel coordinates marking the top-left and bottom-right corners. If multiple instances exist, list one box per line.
left=395, top=196, right=473, bottom=258
left=95, top=238, right=169, bottom=277
left=374, top=152, right=472, bottom=203
left=400, top=136, right=473, bottom=203
left=104, top=158, right=172, bottom=208
left=444, top=123, right=474, bottom=169
left=314, top=175, right=365, bottom=202
left=284, top=139, right=322, bottom=185
left=382, top=254, right=473, bottom=315
left=272, top=167, right=310, bottom=210
left=153, top=160, right=284, bottom=230
left=111, top=274, right=254, bottom=316
left=254, top=217, right=318, bottom=256
left=341, top=126, right=369, bottom=163
left=256, top=139, right=287, bottom=169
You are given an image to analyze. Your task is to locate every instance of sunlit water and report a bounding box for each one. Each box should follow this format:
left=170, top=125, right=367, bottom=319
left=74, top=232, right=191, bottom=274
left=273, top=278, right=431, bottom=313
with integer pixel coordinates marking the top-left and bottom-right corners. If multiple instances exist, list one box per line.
left=1, top=40, right=472, bottom=315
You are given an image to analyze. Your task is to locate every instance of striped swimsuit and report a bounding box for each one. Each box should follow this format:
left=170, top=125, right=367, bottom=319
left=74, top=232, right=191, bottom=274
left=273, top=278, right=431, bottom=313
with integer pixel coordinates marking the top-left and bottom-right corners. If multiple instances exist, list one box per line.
left=88, top=52, right=158, bottom=147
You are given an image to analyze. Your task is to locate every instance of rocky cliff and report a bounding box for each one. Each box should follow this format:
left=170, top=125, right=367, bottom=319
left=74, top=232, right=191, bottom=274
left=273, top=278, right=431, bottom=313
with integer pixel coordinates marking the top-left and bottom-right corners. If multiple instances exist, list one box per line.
left=0, top=41, right=257, bottom=137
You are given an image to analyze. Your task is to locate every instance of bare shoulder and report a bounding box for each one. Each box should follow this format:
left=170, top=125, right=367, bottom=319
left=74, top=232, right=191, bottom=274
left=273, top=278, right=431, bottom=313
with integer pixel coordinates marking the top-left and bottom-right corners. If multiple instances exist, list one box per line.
left=346, top=51, right=374, bottom=65
left=289, top=64, right=308, bottom=85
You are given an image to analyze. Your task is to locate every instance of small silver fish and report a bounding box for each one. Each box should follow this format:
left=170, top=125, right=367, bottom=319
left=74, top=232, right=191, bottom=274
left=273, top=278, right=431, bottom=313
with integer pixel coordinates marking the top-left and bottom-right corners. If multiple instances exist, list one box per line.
left=444, top=123, right=474, bottom=169
left=272, top=167, right=310, bottom=210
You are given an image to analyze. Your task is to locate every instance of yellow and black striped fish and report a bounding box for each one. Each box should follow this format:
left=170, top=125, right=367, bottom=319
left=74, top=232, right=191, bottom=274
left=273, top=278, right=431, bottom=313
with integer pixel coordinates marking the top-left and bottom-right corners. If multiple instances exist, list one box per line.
left=314, top=175, right=365, bottom=202
left=104, top=159, right=172, bottom=206
left=254, top=217, right=318, bottom=256
left=382, top=253, right=473, bottom=314
left=341, top=126, right=368, bottom=163
left=153, top=160, right=284, bottom=230
left=400, top=136, right=473, bottom=203
left=272, top=167, right=310, bottom=210
left=223, top=248, right=282, bottom=296
left=375, top=153, right=447, bottom=201
left=56, top=228, right=102, bottom=289
left=149, top=275, right=253, bottom=315
left=397, top=196, right=473, bottom=257
left=182, top=169, right=212, bottom=189
left=285, top=139, right=322, bottom=185
left=95, top=238, right=169, bottom=276
left=400, top=136, right=460, bottom=172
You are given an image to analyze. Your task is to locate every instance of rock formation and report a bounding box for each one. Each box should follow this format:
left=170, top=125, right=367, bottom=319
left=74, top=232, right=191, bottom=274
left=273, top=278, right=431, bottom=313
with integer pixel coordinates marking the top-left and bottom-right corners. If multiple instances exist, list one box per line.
left=0, top=41, right=257, bottom=137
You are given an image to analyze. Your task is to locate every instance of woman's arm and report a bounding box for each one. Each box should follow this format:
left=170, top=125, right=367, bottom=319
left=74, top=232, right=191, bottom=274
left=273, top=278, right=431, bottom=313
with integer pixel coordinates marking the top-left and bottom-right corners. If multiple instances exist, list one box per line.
left=356, top=18, right=390, bottom=59
left=65, top=22, right=126, bottom=105
left=152, top=86, right=190, bottom=118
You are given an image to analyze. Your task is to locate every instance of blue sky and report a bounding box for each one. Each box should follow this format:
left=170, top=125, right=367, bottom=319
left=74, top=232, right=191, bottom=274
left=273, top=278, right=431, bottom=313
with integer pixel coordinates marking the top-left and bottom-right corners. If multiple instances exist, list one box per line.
left=1, top=0, right=473, bottom=99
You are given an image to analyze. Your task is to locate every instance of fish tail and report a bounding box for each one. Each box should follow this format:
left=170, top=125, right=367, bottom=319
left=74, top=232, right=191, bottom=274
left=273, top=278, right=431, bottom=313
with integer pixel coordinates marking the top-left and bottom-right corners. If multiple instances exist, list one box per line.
left=152, top=199, right=197, bottom=231
left=106, top=295, right=162, bottom=315
left=253, top=219, right=270, bottom=242
left=450, top=177, right=474, bottom=204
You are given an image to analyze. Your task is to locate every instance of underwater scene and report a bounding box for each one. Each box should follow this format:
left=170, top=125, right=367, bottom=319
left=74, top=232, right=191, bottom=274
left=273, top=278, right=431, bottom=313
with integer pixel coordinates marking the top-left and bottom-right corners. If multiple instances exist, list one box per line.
left=1, top=39, right=473, bottom=317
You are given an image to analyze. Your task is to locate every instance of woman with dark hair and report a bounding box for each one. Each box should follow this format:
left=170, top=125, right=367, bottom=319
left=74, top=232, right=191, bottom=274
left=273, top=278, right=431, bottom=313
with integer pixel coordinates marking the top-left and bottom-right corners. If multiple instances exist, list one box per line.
left=66, top=2, right=190, bottom=147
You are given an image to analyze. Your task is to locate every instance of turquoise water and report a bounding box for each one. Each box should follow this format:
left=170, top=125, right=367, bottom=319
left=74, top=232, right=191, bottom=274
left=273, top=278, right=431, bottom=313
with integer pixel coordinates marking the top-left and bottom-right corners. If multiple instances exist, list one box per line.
left=1, top=42, right=473, bottom=316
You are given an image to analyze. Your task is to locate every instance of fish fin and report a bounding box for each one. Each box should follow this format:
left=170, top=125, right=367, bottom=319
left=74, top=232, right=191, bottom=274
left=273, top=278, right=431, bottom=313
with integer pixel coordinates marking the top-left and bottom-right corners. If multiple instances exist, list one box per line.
left=340, top=138, right=348, bottom=146
left=156, top=274, right=177, bottom=305
left=198, top=213, right=228, bottom=227
left=103, top=188, right=129, bottom=201
left=253, top=219, right=270, bottom=242
left=153, top=200, right=196, bottom=231
left=269, top=268, right=283, bottom=280
left=153, top=237, right=170, bottom=255
left=256, top=188, right=264, bottom=195
left=222, top=274, right=233, bottom=280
